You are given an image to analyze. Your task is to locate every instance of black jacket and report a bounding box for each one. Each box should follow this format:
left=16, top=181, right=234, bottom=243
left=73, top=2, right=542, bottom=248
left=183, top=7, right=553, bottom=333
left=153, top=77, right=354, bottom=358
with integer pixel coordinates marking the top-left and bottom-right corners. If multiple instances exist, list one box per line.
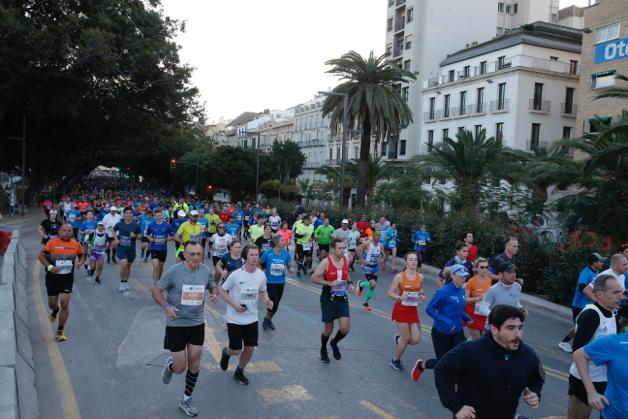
left=434, top=333, right=545, bottom=419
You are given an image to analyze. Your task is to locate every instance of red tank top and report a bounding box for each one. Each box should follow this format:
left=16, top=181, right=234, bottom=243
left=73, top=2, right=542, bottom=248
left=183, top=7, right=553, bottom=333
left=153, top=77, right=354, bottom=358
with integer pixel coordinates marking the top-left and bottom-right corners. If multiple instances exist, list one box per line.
left=324, top=256, right=348, bottom=282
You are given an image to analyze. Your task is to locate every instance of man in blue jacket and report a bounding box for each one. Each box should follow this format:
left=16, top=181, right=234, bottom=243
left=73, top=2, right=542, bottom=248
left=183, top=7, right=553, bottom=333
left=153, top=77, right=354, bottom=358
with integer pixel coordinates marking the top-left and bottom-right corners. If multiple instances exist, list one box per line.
left=434, top=305, right=544, bottom=419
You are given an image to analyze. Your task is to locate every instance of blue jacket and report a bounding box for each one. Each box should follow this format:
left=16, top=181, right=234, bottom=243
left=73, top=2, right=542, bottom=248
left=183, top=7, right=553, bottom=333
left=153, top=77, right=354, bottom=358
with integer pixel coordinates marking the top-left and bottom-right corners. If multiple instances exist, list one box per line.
left=427, top=282, right=472, bottom=334
left=434, top=333, right=545, bottom=419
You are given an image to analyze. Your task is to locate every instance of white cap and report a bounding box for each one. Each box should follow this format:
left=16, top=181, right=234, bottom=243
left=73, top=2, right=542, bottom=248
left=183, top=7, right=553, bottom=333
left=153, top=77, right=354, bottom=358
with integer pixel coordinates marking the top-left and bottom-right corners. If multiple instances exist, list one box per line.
left=49, top=209, right=57, bottom=213
left=97, top=221, right=105, bottom=225
left=177, top=210, right=186, bottom=217
left=190, top=210, right=199, bottom=216
left=341, top=219, right=349, bottom=224
left=110, top=206, right=117, bottom=211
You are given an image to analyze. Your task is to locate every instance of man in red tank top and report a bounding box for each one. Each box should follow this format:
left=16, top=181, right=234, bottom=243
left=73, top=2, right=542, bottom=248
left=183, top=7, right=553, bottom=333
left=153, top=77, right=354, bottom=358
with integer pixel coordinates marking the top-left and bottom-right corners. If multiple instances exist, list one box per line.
left=311, top=238, right=355, bottom=363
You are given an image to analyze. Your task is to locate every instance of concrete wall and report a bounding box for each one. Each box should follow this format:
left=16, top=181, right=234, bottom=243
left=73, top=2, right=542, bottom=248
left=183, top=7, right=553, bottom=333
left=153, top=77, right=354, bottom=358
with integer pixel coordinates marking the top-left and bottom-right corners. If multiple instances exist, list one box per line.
left=0, top=230, right=38, bottom=419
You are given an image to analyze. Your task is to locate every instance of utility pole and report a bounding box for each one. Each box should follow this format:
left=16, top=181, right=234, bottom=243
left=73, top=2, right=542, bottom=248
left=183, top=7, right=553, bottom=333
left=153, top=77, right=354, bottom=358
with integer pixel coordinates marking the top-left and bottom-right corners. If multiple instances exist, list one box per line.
left=255, top=131, right=261, bottom=204
left=21, top=113, right=25, bottom=216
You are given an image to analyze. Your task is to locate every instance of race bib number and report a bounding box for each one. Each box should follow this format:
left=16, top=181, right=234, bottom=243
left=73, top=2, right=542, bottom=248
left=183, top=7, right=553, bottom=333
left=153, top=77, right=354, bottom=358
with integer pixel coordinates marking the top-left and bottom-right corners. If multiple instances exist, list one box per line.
left=401, top=291, right=419, bottom=307
left=181, top=284, right=205, bottom=306
left=154, top=235, right=166, bottom=244
left=302, top=243, right=311, bottom=251
left=55, top=260, right=73, bottom=275
left=418, top=240, right=426, bottom=246
left=120, top=236, right=131, bottom=247
left=389, top=240, right=397, bottom=248
left=332, top=280, right=348, bottom=297
left=190, top=234, right=201, bottom=242
left=49, top=234, right=58, bottom=239
left=239, top=286, right=258, bottom=306
left=270, top=263, right=285, bottom=277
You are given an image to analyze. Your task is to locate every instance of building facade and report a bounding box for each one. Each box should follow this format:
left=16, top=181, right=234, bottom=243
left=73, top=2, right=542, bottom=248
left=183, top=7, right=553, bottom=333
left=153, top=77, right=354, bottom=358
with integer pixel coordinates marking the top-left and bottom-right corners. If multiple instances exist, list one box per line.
left=575, top=0, right=628, bottom=136
left=421, top=22, right=582, bottom=153
left=292, top=96, right=332, bottom=182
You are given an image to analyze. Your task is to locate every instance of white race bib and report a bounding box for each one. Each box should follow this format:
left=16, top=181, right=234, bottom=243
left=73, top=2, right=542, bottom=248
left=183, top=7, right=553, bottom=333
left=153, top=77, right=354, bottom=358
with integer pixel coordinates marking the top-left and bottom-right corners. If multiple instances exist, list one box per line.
left=55, top=260, right=73, bottom=275
left=401, top=291, right=419, bottom=307
left=302, top=243, right=311, bottom=251
left=181, top=285, right=205, bottom=306
left=270, top=263, right=284, bottom=277
left=418, top=240, right=426, bottom=246
left=239, top=286, right=258, bottom=306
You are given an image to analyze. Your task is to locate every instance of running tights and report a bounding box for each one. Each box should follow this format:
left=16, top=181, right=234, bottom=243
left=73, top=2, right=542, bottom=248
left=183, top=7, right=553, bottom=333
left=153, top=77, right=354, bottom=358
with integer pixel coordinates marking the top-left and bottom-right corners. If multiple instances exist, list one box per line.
left=425, top=328, right=465, bottom=369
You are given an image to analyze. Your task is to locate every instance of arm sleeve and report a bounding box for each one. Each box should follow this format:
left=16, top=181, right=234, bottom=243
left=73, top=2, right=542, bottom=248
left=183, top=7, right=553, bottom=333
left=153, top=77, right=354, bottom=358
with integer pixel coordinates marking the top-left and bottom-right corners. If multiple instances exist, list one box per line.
left=572, top=309, right=601, bottom=352
left=434, top=343, right=467, bottom=414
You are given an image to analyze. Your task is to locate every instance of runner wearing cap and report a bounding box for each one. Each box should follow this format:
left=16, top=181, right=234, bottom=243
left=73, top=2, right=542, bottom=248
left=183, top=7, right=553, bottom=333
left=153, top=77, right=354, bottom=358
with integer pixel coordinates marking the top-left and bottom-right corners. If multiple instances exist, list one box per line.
left=175, top=210, right=203, bottom=261
left=411, top=264, right=472, bottom=382
left=39, top=209, right=63, bottom=249
left=381, top=223, right=399, bottom=273
left=87, top=221, right=108, bottom=284
left=475, top=262, right=528, bottom=320
left=412, top=224, right=431, bottom=265
left=146, top=210, right=173, bottom=284
left=103, top=206, right=121, bottom=263
left=559, top=253, right=607, bottom=353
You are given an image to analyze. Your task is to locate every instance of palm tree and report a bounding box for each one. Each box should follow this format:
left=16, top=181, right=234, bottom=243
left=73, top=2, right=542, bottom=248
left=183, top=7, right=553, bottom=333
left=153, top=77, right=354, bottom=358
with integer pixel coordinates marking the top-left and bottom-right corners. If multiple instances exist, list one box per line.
left=345, top=155, right=393, bottom=204
left=315, top=164, right=353, bottom=205
left=413, top=128, right=519, bottom=211
left=374, top=162, right=430, bottom=209
left=321, top=50, right=415, bottom=207
left=595, top=74, right=628, bottom=100
left=297, top=178, right=313, bottom=206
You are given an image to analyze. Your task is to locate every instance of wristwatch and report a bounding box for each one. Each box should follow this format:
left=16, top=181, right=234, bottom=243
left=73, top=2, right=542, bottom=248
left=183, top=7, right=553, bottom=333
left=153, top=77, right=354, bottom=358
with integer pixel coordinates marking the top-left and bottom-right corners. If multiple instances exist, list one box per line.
left=47, top=265, right=54, bottom=272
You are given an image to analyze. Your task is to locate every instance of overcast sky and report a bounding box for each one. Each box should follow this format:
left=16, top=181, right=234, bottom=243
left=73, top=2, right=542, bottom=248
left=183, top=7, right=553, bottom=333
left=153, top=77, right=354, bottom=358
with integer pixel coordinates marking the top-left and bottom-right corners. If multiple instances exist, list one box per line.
left=160, top=0, right=591, bottom=123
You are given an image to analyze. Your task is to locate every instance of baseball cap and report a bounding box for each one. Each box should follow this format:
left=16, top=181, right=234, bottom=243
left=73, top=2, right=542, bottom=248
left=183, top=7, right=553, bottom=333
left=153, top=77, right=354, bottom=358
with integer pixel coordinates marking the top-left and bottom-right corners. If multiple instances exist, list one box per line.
left=341, top=219, right=349, bottom=224
left=177, top=210, right=186, bottom=217
left=190, top=210, right=199, bottom=216
left=110, top=206, right=117, bottom=212
left=97, top=221, right=105, bottom=226
left=49, top=209, right=57, bottom=214
left=587, top=252, right=607, bottom=265
left=497, top=262, right=516, bottom=273
left=450, top=264, right=470, bottom=277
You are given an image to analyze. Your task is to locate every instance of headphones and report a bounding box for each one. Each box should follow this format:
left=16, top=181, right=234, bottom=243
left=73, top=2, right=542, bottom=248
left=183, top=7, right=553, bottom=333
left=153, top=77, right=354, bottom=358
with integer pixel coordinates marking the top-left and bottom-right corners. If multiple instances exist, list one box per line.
left=242, top=244, right=252, bottom=261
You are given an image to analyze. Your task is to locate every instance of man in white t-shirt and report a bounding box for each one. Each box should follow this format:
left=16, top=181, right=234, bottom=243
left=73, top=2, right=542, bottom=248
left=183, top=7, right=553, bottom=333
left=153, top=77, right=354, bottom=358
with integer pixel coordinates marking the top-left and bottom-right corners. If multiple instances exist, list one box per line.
left=268, top=209, right=281, bottom=233
left=218, top=244, right=273, bottom=385
left=102, top=206, right=121, bottom=264
left=209, top=227, right=232, bottom=267
left=584, top=254, right=627, bottom=300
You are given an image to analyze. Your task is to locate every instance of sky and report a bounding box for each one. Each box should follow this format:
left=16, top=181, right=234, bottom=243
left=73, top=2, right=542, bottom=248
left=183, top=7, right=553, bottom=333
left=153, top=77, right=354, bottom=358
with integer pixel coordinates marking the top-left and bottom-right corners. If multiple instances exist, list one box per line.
left=160, top=0, right=591, bottom=123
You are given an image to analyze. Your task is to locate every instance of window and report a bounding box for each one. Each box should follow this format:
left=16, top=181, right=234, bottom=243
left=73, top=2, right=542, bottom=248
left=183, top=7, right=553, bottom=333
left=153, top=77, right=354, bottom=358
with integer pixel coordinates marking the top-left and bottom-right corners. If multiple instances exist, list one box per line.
left=386, top=43, right=392, bottom=56
left=444, top=94, right=451, bottom=117
left=570, top=60, right=578, bottom=75
left=506, top=5, right=511, bottom=13
left=596, top=23, right=620, bottom=44
left=458, top=126, right=465, bottom=135
left=427, top=130, right=434, bottom=152
left=407, top=7, right=413, bottom=23
left=588, top=117, right=611, bottom=133
left=442, top=128, right=449, bottom=141
left=562, top=127, right=572, bottom=139
left=592, top=70, right=616, bottom=89
left=354, top=145, right=359, bottom=159
left=459, top=91, right=466, bottom=115
left=497, top=82, right=506, bottom=109
left=404, top=59, right=411, bottom=71
left=329, top=149, right=333, bottom=160
left=336, top=147, right=340, bottom=159
left=497, top=56, right=506, bottom=69
left=402, top=86, right=409, bottom=102
left=474, top=125, right=482, bottom=137
left=476, top=87, right=484, bottom=113
left=388, top=0, right=394, bottom=6
left=449, top=70, right=455, bottom=82
left=479, top=61, right=487, bottom=75
left=399, top=140, right=406, bottom=156
left=496, top=122, right=504, bottom=143
left=382, top=142, right=388, bottom=156
left=463, top=65, right=470, bottom=78
left=551, top=14, right=557, bottom=23
left=387, top=18, right=393, bottom=32
left=498, top=2, right=504, bottom=12
left=533, top=83, right=544, bottom=110
left=405, top=35, right=412, bottom=49
left=530, top=123, right=541, bottom=149
left=429, top=97, right=435, bottom=119
left=513, top=3, right=518, bottom=13
left=550, top=56, right=558, bottom=61
left=565, top=87, right=575, bottom=114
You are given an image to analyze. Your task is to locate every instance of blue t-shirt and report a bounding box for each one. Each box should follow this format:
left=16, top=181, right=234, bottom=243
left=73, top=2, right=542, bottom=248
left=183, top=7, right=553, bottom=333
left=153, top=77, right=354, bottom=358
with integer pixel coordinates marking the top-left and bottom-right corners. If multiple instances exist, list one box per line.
left=426, top=282, right=472, bottom=334
left=381, top=228, right=398, bottom=249
left=146, top=221, right=171, bottom=251
left=96, top=210, right=107, bottom=222
left=140, top=215, right=154, bottom=236
left=584, top=333, right=628, bottom=419
left=66, top=209, right=81, bottom=229
left=225, top=222, right=240, bottom=237
left=79, top=220, right=98, bottom=243
left=234, top=210, right=245, bottom=225
left=148, top=202, right=160, bottom=211
left=114, top=221, right=141, bottom=249
left=261, top=249, right=292, bottom=284
left=170, top=218, right=186, bottom=236
left=412, top=230, right=431, bottom=250
left=220, top=253, right=243, bottom=274
left=198, top=217, right=209, bottom=238
left=572, top=266, right=598, bottom=309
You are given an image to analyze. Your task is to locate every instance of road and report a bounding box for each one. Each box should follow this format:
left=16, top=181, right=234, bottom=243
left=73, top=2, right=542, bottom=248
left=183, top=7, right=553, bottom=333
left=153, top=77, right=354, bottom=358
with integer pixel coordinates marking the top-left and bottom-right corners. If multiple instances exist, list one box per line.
left=11, top=217, right=576, bottom=419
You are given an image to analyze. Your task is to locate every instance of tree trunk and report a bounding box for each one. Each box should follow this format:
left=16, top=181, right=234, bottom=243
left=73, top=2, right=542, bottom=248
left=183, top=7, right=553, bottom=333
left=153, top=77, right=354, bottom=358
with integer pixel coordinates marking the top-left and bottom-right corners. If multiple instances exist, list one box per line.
left=356, top=117, right=371, bottom=208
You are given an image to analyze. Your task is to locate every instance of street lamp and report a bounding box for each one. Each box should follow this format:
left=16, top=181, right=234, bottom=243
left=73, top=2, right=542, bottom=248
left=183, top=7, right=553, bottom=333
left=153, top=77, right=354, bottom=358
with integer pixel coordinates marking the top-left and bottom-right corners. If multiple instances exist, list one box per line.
left=169, top=157, right=203, bottom=196
left=318, top=90, right=348, bottom=210
left=7, top=113, right=26, bottom=216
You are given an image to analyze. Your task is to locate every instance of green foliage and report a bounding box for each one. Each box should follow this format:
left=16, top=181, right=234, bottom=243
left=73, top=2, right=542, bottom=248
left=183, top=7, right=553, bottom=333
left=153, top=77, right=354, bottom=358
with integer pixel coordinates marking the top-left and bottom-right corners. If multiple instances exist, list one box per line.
left=374, top=163, right=430, bottom=209
left=269, top=140, right=306, bottom=182
left=260, top=179, right=299, bottom=201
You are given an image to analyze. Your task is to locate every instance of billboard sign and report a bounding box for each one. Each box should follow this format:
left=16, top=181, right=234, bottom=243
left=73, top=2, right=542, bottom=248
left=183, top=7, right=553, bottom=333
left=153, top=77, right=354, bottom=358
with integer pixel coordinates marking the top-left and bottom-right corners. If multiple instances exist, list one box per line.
left=594, top=37, right=628, bottom=65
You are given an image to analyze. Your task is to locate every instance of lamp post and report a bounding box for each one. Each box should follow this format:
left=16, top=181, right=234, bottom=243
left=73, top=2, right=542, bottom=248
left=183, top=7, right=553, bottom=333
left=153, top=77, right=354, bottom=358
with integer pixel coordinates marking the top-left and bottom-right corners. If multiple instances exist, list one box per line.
left=318, top=91, right=348, bottom=209
left=7, top=113, right=26, bottom=215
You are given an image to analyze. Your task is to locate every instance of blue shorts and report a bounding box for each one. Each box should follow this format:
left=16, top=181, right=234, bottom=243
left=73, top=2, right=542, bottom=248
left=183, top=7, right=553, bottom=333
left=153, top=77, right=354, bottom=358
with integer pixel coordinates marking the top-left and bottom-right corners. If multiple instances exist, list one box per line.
left=320, top=294, right=350, bottom=323
left=116, top=247, right=136, bottom=263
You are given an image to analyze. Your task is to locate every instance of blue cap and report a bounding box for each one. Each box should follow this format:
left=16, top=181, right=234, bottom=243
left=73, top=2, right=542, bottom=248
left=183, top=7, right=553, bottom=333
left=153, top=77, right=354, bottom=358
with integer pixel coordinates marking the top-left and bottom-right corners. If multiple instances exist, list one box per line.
left=450, top=264, right=470, bottom=277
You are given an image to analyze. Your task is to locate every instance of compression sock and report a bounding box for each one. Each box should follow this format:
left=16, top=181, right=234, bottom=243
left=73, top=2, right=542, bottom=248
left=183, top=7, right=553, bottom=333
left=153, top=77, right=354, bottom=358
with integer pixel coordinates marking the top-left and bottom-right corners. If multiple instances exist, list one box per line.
left=112, top=249, right=117, bottom=260
left=57, top=325, right=64, bottom=332
left=106, top=249, right=111, bottom=261
left=184, top=370, right=199, bottom=398
left=321, top=333, right=330, bottom=350
left=366, top=288, right=374, bottom=301
left=331, top=331, right=346, bottom=345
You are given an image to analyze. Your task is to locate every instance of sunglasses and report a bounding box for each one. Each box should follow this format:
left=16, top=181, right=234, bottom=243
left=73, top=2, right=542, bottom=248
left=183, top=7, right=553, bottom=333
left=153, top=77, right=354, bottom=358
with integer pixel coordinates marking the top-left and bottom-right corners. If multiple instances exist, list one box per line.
left=218, top=227, right=225, bottom=229
left=186, top=252, right=203, bottom=257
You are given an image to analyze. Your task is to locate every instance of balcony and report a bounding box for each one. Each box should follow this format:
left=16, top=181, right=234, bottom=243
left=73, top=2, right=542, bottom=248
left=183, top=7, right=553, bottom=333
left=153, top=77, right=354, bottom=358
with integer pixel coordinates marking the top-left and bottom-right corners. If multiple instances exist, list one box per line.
left=324, top=159, right=341, bottom=167
left=529, top=99, right=551, bottom=114
left=394, top=20, right=405, bottom=32
left=490, top=99, right=509, bottom=113
left=526, top=140, right=549, bottom=151
left=396, top=0, right=405, bottom=6
left=423, top=109, right=441, bottom=122
left=560, top=103, right=577, bottom=117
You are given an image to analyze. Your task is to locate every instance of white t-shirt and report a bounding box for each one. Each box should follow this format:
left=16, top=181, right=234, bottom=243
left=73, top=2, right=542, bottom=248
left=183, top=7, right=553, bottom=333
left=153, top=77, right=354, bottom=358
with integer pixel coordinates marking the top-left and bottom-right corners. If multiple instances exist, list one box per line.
left=103, top=213, right=121, bottom=237
left=210, top=233, right=232, bottom=257
left=222, top=267, right=267, bottom=325
left=588, top=268, right=625, bottom=292
left=268, top=215, right=281, bottom=231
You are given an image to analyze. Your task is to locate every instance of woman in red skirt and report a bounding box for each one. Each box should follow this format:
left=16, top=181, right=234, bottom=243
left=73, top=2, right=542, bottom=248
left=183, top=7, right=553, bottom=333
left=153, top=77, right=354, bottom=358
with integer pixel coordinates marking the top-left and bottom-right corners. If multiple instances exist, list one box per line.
left=463, top=257, right=492, bottom=339
left=387, top=252, right=426, bottom=371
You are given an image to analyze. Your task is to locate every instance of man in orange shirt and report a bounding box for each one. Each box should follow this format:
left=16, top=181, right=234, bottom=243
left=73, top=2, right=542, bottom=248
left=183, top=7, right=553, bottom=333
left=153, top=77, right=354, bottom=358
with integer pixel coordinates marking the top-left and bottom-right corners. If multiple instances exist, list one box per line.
left=38, top=224, right=85, bottom=342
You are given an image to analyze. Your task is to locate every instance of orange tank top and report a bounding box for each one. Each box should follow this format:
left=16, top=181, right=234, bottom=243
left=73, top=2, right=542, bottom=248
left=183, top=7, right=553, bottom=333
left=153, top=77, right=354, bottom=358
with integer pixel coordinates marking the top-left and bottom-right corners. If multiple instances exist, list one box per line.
left=399, top=271, right=423, bottom=293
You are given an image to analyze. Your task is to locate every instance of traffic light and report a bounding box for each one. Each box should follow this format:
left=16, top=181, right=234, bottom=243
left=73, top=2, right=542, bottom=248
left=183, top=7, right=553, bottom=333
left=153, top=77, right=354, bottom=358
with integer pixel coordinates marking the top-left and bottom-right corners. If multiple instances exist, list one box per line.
left=169, top=158, right=176, bottom=168
left=207, top=184, right=213, bottom=192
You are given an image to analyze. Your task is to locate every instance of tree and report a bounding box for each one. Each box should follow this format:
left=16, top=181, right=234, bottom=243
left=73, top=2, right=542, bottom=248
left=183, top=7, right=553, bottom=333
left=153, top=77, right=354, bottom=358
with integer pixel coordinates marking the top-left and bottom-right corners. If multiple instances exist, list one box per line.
left=345, top=155, right=392, bottom=204
left=375, top=163, right=430, bottom=209
left=269, top=140, right=306, bottom=182
left=321, top=50, right=415, bottom=207
left=315, top=164, right=353, bottom=206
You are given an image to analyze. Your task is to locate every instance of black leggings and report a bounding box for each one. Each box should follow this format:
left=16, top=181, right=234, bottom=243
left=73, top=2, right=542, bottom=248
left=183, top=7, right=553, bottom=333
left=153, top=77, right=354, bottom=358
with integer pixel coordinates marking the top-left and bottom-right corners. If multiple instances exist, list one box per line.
left=425, top=328, right=465, bottom=369
left=266, top=283, right=285, bottom=315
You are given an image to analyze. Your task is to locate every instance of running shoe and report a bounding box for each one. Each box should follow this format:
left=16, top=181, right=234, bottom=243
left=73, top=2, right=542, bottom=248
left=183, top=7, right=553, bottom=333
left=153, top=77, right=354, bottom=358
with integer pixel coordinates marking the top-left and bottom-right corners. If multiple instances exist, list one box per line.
left=268, top=319, right=276, bottom=330
left=162, top=356, right=174, bottom=384
left=390, top=359, right=403, bottom=371
left=558, top=341, right=573, bottom=353
left=362, top=302, right=371, bottom=312
left=55, top=330, right=67, bottom=342
left=356, top=282, right=364, bottom=297
left=118, top=283, right=126, bottom=293
left=95, top=277, right=101, bottom=285
left=330, top=340, right=341, bottom=360
left=262, top=317, right=270, bottom=330
left=124, top=282, right=130, bottom=291
left=179, top=397, right=199, bottom=417
left=411, top=359, right=424, bottom=382
left=50, top=307, right=59, bottom=322
left=233, top=369, right=249, bottom=385
left=320, top=349, right=330, bottom=363
left=219, top=347, right=230, bottom=371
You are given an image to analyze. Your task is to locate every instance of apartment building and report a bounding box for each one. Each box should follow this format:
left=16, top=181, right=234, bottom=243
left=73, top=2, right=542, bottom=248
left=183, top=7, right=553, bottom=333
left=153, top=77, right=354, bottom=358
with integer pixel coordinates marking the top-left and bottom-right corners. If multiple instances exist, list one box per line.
left=292, top=96, right=333, bottom=183
left=384, top=0, right=564, bottom=160
left=558, top=5, right=585, bottom=30
left=575, top=0, right=628, bottom=136
left=421, top=22, right=582, bottom=153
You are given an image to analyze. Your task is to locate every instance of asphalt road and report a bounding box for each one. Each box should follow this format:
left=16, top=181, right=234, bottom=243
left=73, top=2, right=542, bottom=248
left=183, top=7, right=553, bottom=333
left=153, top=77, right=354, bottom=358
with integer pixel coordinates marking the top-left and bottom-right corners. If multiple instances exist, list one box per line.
left=12, top=217, right=576, bottom=419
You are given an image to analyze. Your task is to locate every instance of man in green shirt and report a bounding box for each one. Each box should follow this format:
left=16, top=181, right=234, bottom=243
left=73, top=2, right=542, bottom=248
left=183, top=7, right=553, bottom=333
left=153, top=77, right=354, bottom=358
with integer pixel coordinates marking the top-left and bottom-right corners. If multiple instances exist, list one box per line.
left=295, top=216, right=315, bottom=278
left=314, top=217, right=335, bottom=262
left=248, top=216, right=265, bottom=243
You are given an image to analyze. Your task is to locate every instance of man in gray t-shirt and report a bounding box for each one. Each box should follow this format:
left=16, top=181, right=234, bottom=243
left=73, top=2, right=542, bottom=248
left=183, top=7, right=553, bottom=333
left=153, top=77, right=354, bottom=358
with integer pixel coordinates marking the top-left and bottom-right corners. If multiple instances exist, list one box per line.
left=151, top=241, right=217, bottom=417
left=332, top=220, right=351, bottom=249
left=478, top=262, right=528, bottom=318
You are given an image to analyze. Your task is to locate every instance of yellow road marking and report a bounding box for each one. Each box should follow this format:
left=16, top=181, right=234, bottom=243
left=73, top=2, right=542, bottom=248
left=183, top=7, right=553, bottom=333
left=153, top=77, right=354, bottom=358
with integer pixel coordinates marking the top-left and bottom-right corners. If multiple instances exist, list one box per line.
left=359, top=400, right=396, bottom=419
left=32, top=263, right=82, bottom=419
left=545, top=366, right=570, bottom=380
left=257, top=384, right=313, bottom=405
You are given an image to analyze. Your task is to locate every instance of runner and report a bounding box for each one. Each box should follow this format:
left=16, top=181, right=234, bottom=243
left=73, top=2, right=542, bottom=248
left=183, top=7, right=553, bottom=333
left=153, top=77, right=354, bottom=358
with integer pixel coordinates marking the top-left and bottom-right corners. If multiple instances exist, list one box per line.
left=39, top=209, right=63, bottom=249
left=103, top=206, right=121, bottom=264
left=356, top=215, right=369, bottom=239
left=224, top=216, right=241, bottom=246
left=112, top=207, right=142, bottom=292
left=175, top=210, right=203, bottom=261
left=411, top=264, right=472, bottom=382
left=381, top=222, right=399, bottom=273
left=209, top=223, right=232, bottom=267
left=152, top=241, right=217, bottom=417
left=314, top=217, right=335, bottom=263
left=583, top=253, right=627, bottom=304
left=476, top=262, right=528, bottom=319
left=205, top=207, right=221, bottom=240
left=277, top=221, right=293, bottom=251
left=139, top=209, right=155, bottom=263
left=559, top=253, right=607, bottom=353
left=218, top=244, right=273, bottom=385
left=311, top=238, right=354, bottom=363
left=464, top=232, right=479, bottom=263
left=196, top=207, right=209, bottom=261
left=437, top=241, right=473, bottom=288
left=65, top=206, right=81, bottom=240
left=268, top=208, right=281, bottom=233
left=464, top=258, right=492, bottom=339
left=355, top=230, right=385, bottom=311
left=387, top=252, right=425, bottom=371
left=567, top=275, right=621, bottom=419
left=146, top=210, right=173, bottom=285
left=248, top=216, right=265, bottom=243
left=170, top=210, right=187, bottom=255
left=332, top=219, right=350, bottom=251
left=254, top=224, right=273, bottom=254
left=433, top=305, right=544, bottom=419
left=294, top=215, right=315, bottom=279
left=260, top=234, right=295, bottom=331
left=87, top=221, right=107, bottom=284
left=38, top=224, right=85, bottom=341
left=490, top=235, right=524, bottom=284
left=412, top=224, right=431, bottom=265
left=347, top=222, right=360, bottom=272
left=78, top=210, right=98, bottom=258
left=214, top=240, right=243, bottom=283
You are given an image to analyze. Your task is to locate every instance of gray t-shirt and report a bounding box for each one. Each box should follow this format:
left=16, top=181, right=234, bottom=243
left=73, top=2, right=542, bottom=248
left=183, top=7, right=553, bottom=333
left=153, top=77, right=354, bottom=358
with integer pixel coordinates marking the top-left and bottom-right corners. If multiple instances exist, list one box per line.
left=158, top=262, right=216, bottom=327
left=481, top=281, right=523, bottom=313
left=333, top=228, right=350, bottom=246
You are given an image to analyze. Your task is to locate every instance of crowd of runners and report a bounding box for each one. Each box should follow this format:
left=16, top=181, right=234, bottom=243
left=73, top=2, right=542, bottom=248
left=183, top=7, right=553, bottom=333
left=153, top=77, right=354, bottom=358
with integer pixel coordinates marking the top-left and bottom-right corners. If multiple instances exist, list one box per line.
left=36, top=190, right=628, bottom=419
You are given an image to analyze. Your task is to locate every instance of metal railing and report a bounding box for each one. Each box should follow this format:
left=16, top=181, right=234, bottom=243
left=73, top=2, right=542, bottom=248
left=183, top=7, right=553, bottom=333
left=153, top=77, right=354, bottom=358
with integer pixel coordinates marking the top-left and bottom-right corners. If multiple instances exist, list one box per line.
left=529, top=99, right=551, bottom=113
left=490, top=99, right=509, bottom=112
left=560, top=103, right=577, bottom=116
left=526, top=140, right=549, bottom=151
